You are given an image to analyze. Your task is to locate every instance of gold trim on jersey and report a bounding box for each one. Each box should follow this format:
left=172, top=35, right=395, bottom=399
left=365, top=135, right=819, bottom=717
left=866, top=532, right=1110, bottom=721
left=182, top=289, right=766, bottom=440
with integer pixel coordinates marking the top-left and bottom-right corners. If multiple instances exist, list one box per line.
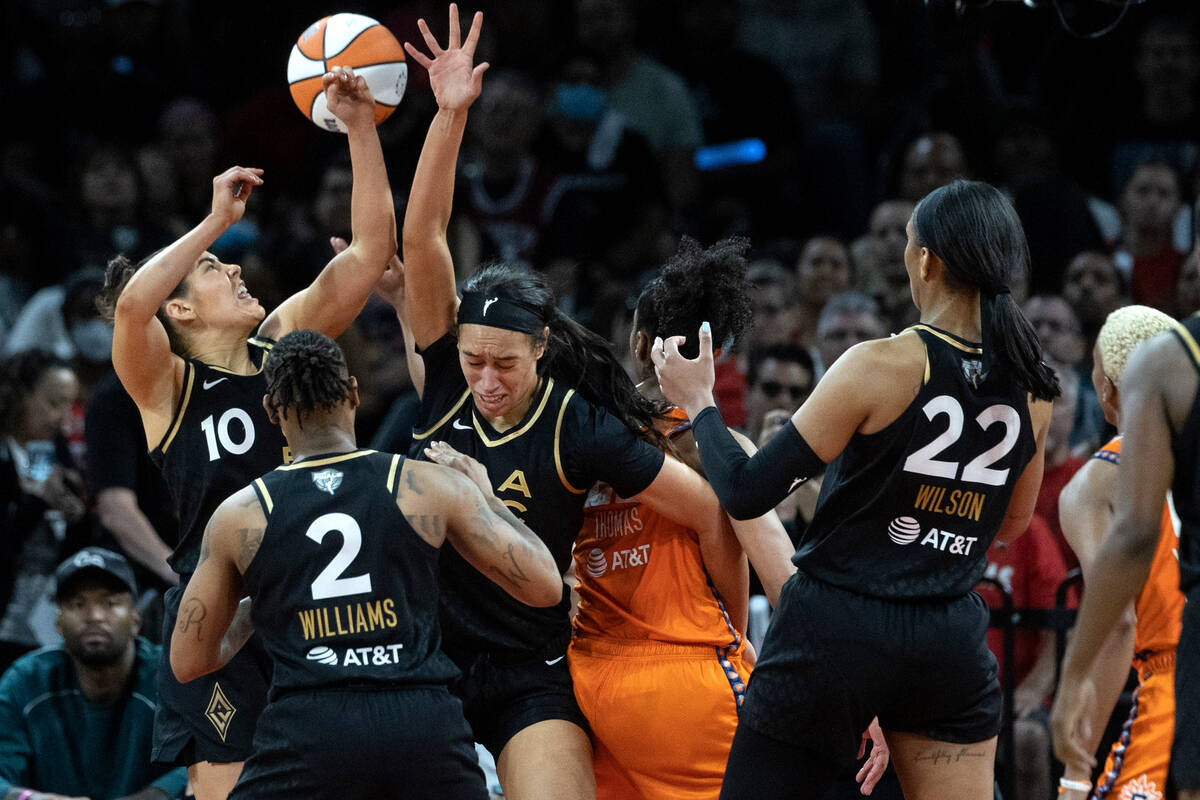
left=160, top=362, right=196, bottom=453
left=204, top=337, right=273, bottom=375
left=254, top=478, right=274, bottom=513
left=412, top=389, right=472, bottom=441
left=1171, top=318, right=1200, bottom=370
left=474, top=377, right=555, bottom=447
left=277, top=450, right=377, bottom=471
left=906, top=324, right=984, bottom=354
left=386, top=453, right=401, bottom=493
left=554, top=389, right=587, bottom=494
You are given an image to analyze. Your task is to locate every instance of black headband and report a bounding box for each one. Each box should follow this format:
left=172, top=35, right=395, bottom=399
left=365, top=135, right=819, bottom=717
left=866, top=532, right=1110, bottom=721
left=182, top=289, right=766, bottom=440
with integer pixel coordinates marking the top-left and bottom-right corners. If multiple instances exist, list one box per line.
left=457, top=290, right=546, bottom=333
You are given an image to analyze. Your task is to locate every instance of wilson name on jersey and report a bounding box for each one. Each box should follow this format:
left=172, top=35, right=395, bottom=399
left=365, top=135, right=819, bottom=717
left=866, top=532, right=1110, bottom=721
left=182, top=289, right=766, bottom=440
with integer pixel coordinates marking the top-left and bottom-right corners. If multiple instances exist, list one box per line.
left=151, top=337, right=290, bottom=576
left=243, top=450, right=457, bottom=694
left=796, top=325, right=1037, bottom=599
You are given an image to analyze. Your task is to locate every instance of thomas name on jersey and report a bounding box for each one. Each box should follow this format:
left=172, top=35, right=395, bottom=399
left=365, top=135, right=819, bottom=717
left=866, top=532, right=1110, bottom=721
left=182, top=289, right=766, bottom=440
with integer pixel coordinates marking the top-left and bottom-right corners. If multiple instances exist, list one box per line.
left=297, top=597, right=399, bottom=641
left=912, top=483, right=989, bottom=522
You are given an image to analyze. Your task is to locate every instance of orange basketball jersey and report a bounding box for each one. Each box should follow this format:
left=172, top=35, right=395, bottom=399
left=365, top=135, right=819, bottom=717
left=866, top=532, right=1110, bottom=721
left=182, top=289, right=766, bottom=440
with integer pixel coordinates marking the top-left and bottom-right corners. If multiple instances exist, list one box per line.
left=1096, top=437, right=1183, bottom=655
left=573, top=408, right=741, bottom=647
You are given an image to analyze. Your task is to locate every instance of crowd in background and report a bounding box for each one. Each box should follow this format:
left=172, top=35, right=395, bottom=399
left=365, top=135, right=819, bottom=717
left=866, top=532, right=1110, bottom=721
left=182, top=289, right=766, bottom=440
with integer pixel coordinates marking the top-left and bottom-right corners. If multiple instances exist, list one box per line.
left=2, top=0, right=1200, bottom=797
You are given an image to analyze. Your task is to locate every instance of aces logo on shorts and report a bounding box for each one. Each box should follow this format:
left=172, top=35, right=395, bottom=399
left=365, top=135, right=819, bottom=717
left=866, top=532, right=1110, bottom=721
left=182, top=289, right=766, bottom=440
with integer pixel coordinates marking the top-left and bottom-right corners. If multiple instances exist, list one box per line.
left=205, top=682, right=237, bottom=741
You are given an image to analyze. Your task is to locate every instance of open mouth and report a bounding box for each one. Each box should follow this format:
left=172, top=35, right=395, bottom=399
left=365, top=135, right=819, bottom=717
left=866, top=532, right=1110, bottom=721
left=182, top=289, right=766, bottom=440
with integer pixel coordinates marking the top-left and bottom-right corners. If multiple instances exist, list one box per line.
left=236, top=282, right=254, bottom=301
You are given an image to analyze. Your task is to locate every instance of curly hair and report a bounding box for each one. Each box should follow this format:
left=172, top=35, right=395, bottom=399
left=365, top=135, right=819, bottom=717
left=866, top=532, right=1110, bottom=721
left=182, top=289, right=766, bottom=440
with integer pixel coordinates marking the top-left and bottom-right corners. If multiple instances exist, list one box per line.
left=1096, top=304, right=1178, bottom=388
left=264, top=330, right=353, bottom=426
left=96, top=252, right=188, bottom=355
left=634, top=236, right=754, bottom=359
left=0, top=351, right=73, bottom=436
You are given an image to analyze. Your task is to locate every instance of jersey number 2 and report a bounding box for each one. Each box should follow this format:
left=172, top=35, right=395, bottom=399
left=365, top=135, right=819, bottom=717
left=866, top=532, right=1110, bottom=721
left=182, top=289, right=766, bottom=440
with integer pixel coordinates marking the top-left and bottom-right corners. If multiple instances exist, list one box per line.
left=903, top=395, right=1021, bottom=486
left=306, top=513, right=373, bottom=600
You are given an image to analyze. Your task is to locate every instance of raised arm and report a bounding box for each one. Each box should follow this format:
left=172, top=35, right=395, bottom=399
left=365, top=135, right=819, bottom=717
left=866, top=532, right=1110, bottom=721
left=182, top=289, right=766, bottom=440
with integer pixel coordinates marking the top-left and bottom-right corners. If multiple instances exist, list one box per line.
left=170, top=487, right=262, bottom=683
left=261, top=67, right=397, bottom=341
left=400, top=4, right=489, bottom=348
left=407, top=446, right=561, bottom=607
left=113, top=166, right=263, bottom=412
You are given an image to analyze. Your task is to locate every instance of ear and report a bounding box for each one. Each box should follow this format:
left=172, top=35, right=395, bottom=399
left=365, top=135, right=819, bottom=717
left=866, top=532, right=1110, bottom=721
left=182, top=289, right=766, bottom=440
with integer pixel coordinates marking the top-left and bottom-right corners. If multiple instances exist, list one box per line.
left=632, top=328, right=652, bottom=364
left=346, top=376, right=361, bottom=410
left=130, top=606, right=142, bottom=636
left=163, top=297, right=195, bottom=323
left=1102, top=375, right=1120, bottom=412
left=262, top=395, right=281, bottom=426
left=534, top=326, right=550, bottom=360
left=918, top=247, right=939, bottom=283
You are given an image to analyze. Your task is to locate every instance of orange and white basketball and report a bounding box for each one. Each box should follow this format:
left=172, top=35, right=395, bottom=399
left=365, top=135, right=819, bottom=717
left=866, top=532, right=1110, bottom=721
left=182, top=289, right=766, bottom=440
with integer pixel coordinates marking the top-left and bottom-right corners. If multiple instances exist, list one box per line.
left=287, top=13, right=407, bottom=133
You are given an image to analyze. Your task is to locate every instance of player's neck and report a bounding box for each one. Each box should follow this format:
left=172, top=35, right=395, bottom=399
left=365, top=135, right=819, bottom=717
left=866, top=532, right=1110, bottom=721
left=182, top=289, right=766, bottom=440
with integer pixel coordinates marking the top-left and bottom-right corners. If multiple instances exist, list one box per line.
left=187, top=331, right=255, bottom=373
left=287, top=426, right=358, bottom=461
left=919, top=293, right=982, bottom=342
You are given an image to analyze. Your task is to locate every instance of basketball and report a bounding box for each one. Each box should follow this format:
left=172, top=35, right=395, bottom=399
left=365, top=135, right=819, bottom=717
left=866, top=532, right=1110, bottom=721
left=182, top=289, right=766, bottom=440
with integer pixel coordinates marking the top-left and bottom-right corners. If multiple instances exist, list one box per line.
left=287, top=13, right=407, bottom=133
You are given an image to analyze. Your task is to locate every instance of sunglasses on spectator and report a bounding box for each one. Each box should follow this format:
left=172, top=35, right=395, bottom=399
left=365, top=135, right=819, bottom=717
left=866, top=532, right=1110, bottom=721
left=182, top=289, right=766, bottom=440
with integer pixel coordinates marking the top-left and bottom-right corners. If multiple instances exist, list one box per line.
left=758, top=381, right=811, bottom=401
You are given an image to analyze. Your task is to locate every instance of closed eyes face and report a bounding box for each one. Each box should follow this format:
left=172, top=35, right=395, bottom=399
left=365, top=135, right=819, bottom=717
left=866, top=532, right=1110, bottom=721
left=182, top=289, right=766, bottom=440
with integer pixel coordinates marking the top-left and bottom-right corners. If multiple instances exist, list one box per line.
left=458, top=324, right=546, bottom=423
left=182, top=252, right=264, bottom=329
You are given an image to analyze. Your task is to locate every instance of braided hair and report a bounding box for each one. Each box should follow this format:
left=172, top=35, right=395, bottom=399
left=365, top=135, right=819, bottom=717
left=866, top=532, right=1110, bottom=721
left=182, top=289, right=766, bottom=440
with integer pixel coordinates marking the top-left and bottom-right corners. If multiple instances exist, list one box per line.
left=634, top=236, right=754, bottom=359
left=462, top=264, right=667, bottom=446
left=264, top=330, right=353, bottom=426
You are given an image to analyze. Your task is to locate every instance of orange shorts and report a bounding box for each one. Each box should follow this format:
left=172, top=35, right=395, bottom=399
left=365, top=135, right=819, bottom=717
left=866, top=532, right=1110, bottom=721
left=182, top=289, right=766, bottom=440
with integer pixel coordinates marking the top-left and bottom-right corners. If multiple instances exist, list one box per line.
left=568, top=637, right=751, bottom=800
left=1094, top=651, right=1175, bottom=800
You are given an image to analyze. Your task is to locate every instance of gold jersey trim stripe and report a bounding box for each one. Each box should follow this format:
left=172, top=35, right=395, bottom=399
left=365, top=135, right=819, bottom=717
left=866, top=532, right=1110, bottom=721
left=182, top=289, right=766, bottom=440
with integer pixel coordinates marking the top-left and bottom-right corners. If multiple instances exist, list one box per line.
left=277, top=450, right=377, bottom=471
left=254, top=478, right=274, bottom=514
left=554, top=389, right=587, bottom=494
left=386, top=453, right=401, bottom=493
left=1171, top=318, right=1200, bottom=370
left=160, top=362, right=195, bottom=453
left=412, top=389, right=472, bottom=441
left=906, top=324, right=984, bottom=355
left=474, top=378, right=556, bottom=447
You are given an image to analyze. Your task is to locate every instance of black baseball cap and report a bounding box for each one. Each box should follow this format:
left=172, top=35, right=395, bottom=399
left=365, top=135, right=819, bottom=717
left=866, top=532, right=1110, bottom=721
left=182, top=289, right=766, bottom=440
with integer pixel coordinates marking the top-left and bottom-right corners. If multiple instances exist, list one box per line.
left=55, top=547, right=138, bottom=601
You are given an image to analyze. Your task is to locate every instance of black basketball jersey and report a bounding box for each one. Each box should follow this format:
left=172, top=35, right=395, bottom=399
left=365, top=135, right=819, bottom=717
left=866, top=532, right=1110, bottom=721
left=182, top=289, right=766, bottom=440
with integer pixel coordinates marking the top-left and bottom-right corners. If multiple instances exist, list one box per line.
left=243, top=449, right=458, bottom=694
left=150, top=338, right=290, bottom=576
left=795, top=325, right=1038, bottom=600
left=411, top=333, right=664, bottom=662
left=1170, top=314, right=1200, bottom=592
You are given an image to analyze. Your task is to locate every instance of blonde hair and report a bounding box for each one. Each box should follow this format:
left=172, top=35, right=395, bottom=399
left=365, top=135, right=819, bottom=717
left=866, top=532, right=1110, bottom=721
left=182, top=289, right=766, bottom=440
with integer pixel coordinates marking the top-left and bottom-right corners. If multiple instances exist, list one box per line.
left=1096, top=304, right=1177, bottom=387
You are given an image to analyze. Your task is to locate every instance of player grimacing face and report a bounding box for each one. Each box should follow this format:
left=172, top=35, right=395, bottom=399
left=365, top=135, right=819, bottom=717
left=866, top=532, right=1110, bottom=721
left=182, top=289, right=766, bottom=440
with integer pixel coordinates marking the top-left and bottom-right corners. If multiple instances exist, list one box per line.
left=182, top=252, right=265, bottom=332
left=458, top=323, right=547, bottom=424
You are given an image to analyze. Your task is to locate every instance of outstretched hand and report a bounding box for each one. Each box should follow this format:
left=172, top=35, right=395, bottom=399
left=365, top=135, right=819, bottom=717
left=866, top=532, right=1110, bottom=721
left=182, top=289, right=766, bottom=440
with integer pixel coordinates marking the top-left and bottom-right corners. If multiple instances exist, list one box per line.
left=324, top=65, right=376, bottom=130
left=425, top=440, right=492, bottom=496
left=855, top=719, right=890, bottom=796
left=210, top=166, right=264, bottom=226
left=403, top=3, right=489, bottom=112
left=651, top=322, right=717, bottom=419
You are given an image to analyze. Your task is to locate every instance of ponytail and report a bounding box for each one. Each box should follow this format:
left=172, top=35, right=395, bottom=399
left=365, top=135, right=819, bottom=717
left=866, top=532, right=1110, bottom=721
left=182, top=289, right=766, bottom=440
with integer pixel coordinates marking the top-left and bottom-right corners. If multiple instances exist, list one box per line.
left=914, top=181, right=1060, bottom=401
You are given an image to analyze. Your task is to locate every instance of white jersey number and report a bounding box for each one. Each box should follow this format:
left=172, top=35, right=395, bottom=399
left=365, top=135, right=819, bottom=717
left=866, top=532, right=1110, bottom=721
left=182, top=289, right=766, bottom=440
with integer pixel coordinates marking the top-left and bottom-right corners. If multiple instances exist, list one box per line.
left=306, top=513, right=373, bottom=600
left=904, top=395, right=1020, bottom=486
left=200, top=408, right=256, bottom=461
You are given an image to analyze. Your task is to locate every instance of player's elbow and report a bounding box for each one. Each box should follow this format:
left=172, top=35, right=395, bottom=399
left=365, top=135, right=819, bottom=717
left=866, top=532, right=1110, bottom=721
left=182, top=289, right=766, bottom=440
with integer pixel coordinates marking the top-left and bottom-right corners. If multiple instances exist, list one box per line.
left=170, top=641, right=214, bottom=684
left=521, top=560, right=566, bottom=608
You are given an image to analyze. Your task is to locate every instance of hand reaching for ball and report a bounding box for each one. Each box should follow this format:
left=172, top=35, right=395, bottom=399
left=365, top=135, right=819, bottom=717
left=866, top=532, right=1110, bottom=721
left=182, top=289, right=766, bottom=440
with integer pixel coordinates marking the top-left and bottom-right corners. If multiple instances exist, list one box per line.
left=404, top=3, right=489, bottom=113
left=324, top=65, right=376, bottom=130
left=210, top=165, right=264, bottom=226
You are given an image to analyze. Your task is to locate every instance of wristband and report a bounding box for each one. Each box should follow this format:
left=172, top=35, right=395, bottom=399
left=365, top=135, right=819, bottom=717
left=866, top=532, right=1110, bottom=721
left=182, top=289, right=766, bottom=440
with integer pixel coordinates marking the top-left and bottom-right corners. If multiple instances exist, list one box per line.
left=1058, top=777, right=1091, bottom=793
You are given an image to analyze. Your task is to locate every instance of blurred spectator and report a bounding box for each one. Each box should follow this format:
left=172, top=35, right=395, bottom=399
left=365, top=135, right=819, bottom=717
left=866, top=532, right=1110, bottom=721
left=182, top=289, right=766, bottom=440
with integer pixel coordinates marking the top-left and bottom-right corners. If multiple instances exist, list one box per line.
left=743, top=343, right=815, bottom=444
left=0, top=546, right=187, bottom=799
left=1113, top=160, right=1187, bottom=311
left=815, top=291, right=887, bottom=376
left=855, top=199, right=917, bottom=332
left=899, top=131, right=970, bottom=203
left=794, top=236, right=853, bottom=350
left=978, top=515, right=1071, bottom=800
left=1062, top=250, right=1127, bottom=348
left=575, top=0, right=703, bottom=213
left=743, top=259, right=800, bottom=351
left=271, top=152, right=355, bottom=301
left=1033, top=362, right=1088, bottom=570
left=1178, top=244, right=1200, bottom=318
left=0, top=353, right=89, bottom=671
left=85, top=369, right=178, bottom=594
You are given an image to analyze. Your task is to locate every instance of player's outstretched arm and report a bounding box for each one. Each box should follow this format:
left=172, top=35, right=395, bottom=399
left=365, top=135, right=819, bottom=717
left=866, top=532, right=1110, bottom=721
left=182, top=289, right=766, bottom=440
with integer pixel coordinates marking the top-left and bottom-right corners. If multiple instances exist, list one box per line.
left=726, top=429, right=797, bottom=608
left=170, top=487, right=263, bottom=683
left=400, top=4, right=489, bottom=349
left=417, top=443, right=561, bottom=607
left=113, top=166, right=262, bottom=410
left=264, top=66, right=396, bottom=341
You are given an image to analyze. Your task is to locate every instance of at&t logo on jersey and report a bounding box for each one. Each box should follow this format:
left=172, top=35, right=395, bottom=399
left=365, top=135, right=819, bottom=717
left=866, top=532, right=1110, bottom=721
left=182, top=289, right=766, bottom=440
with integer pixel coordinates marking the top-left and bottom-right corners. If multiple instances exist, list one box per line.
left=584, top=544, right=652, bottom=578
left=887, top=517, right=979, bottom=556
left=305, top=643, right=405, bottom=667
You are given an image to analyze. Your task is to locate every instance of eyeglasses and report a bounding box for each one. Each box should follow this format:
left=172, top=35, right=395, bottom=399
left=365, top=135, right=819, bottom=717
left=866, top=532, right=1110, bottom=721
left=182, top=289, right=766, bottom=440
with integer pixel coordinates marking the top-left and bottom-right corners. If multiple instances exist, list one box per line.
left=758, top=380, right=811, bottom=401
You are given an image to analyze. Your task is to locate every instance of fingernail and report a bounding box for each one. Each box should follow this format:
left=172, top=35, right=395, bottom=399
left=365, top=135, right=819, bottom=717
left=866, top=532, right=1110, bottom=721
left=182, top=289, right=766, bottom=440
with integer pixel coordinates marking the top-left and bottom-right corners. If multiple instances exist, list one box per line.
left=701, top=321, right=710, bottom=333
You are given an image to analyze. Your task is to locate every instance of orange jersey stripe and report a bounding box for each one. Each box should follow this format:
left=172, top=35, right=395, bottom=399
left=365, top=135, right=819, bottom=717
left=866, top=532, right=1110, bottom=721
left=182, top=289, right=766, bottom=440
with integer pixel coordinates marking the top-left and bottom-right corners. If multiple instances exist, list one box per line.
left=1096, top=438, right=1184, bottom=655
left=572, top=408, right=740, bottom=647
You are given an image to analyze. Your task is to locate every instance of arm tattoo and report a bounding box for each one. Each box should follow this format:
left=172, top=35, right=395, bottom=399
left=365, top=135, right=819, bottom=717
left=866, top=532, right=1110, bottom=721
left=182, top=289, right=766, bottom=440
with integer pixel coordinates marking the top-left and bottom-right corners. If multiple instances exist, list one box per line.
left=404, top=514, right=442, bottom=539
left=197, top=534, right=212, bottom=566
left=235, top=527, right=265, bottom=572
left=178, top=598, right=207, bottom=640
left=501, top=542, right=530, bottom=583
left=406, top=467, right=424, bottom=495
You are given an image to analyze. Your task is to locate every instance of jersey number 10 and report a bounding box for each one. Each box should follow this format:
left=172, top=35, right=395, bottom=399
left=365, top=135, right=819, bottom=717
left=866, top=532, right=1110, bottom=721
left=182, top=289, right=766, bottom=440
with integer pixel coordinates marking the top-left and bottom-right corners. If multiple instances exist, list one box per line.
left=903, top=394, right=1021, bottom=486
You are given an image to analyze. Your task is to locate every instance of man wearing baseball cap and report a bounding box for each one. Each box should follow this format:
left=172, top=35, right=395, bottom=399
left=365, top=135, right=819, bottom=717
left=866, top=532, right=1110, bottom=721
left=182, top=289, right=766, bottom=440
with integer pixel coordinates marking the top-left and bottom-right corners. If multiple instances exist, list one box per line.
left=0, top=547, right=187, bottom=799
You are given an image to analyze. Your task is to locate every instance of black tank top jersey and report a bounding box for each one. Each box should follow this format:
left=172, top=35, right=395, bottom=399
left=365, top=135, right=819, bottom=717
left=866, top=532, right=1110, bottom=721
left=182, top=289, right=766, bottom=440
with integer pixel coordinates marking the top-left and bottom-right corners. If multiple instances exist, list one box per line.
left=243, top=450, right=458, bottom=695
left=795, top=325, right=1038, bottom=600
left=150, top=337, right=291, bottom=576
left=412, top=333, right=664, bottom=662
left=1170, top=313, right=1200, bottom=592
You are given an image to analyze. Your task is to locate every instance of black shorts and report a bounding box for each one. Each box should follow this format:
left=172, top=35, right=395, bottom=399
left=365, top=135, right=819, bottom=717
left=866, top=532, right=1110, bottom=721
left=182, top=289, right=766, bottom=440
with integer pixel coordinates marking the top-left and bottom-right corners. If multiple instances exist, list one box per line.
left=451, top=647, right=589, bottom=757
left=230, top=686, right=487, bottom=799
left=739, top=571, right=1001, bottom=771
left=1173, top=586, right=1200, bottom=790
left=152, top=583, right=271, bottom=766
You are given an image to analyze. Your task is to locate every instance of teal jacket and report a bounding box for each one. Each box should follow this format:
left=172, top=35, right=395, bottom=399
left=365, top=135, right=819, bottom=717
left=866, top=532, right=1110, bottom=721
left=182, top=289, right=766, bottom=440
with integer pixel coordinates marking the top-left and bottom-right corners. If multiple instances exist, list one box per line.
left=0, top=637, right=187, bottom=799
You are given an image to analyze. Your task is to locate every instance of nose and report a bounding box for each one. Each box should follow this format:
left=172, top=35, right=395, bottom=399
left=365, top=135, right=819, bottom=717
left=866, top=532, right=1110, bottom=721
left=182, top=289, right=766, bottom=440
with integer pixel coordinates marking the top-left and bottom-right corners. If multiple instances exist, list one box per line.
left=84, top=601, right=108, bottom=622
left=227, top=263, right=242, bottom=279
left=476, top=367, right=502, bottom=392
